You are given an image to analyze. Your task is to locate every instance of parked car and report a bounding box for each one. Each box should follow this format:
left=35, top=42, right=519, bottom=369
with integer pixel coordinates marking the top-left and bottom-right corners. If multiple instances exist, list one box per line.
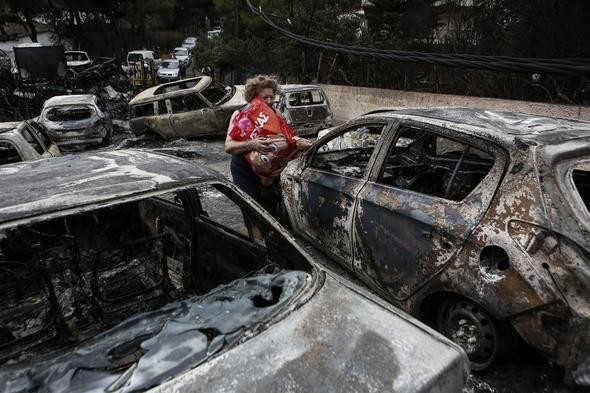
left=157, top=58, right=181, bottom=82
left=126, top=49, right=160, bottom=68
left=128, top=76, right=246, bottom=139
left=207, top=26, right=223, bottom=39
left=0, top=120, right=61, bottom=165
left=172, top=47, right=191, bottom=66
left=38, top=94, right=113, bottom=150
left=275, top=84, right=333, bottom=136
left=0, top=149, right=469, bottom=392
left=281, top=107, right=590, bottom=385
left=64, top=50, right=92, bottom=69
left=182, top=36, right=198, bottom=51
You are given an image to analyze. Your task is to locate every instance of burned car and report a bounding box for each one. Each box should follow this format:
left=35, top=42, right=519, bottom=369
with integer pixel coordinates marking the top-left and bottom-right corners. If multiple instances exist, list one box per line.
left=0, top=120, right=61, bottom=165
left=38, top=94, right=113, bottom=149
left=128, top=76, right=245, bottom=140
left=0, top=150, right=468, bottom=392
left=64, top=50, right=92, bottom=69
left=281, top=107, right=590, bottom=385
left=275, top=84, right=333, bottom=136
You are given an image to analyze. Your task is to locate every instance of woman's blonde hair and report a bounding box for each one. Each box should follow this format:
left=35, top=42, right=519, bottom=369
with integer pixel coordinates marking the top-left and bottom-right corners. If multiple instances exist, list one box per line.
left=243, top=74, right=280, bottom=102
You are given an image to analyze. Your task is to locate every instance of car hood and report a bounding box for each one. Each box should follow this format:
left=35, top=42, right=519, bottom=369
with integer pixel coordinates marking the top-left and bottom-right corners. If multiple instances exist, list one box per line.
left=151, top=272, right=469, bottom=393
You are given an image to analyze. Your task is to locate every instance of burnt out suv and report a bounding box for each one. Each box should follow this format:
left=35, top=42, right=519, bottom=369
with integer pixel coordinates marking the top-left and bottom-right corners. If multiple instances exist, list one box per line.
left=0, top=149, right=469, bottom=392
left=275, top=84, right=333, bottom=136
left=281, top=107, right=590, bottom=385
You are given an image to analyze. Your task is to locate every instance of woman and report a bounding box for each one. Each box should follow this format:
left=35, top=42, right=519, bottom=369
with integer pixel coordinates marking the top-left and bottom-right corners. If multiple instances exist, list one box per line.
left=225, top=75, right=312, bottom=218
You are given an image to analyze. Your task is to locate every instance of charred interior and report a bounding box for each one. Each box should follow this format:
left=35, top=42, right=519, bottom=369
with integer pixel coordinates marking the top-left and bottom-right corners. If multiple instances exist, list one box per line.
left=0, top=183, right=311, bottom=371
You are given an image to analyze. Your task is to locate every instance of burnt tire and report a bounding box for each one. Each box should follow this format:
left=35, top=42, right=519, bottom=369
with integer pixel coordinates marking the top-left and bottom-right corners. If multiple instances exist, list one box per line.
left=436, top=297, right=517, bottom=370
left=97, top=127, right=113, bottom=148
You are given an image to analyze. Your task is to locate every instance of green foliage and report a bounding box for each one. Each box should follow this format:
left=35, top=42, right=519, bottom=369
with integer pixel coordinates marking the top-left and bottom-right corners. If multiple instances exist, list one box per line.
left=2, top=0, right=588, bottom=103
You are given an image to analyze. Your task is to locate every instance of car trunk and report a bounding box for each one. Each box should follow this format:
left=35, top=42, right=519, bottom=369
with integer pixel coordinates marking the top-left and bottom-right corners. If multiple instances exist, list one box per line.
left=0, top=185, right=313, bottom=391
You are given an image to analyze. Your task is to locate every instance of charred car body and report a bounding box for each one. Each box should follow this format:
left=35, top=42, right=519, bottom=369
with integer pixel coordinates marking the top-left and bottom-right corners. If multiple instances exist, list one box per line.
left=281, top=107, right=590, bottom=385
left=38, top=94, right=113, bottom=149
left=0, top=120, right=61, bottom=165
left=64, top=51, right=92, bottom=70
left=128, top=76, right=245, bottom=140
left=275, top=84, right=333, bottom=136
left=0, top=150, right=468, bottom=392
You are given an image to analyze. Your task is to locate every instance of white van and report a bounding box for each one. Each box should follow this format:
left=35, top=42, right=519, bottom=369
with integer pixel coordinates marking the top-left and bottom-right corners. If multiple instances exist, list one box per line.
left=126, top=50, right=160, bottom=67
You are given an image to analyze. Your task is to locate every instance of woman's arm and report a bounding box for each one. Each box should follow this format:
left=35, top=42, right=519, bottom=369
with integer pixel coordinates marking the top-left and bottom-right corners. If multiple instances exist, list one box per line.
left=224, top=110, right=272, bottom=154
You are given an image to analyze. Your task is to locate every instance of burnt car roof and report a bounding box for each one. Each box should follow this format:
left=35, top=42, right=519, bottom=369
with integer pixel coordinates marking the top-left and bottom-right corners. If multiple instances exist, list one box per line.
left=280, top=84, right=323, bottom=93
left=364, top=107, right=590, bottom=145
left=43, top=94, right=97, bottom=107
left=130, top=76, right=211, bottom=104
left=0, top=149, right=218, bottom=226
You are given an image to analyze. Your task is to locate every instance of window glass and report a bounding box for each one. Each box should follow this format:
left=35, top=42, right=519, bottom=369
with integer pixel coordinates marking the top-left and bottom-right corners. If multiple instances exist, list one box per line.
left=131, top=103, right=155, bottom=118
left=198, top=184, right=250, bottom=238
left=378, top=127, right=495, bottom=201
left=173, top=49, right=188, bottom=57
left=169, top=94, right=206, bottom=113
left=20, top=127, right=44, bottom=154
left=311, top=123, right=385, bottom=179
left=0, top=141, right=22, bottom=165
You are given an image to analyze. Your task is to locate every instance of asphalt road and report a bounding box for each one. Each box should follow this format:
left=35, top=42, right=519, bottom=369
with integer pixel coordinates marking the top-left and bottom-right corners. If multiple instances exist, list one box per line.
left=109, top=128, right=587, bottom=393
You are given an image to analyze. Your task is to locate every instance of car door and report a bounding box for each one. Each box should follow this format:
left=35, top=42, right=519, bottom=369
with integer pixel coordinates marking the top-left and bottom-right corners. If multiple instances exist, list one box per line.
left=169, top=94, right=220, bottom=137
left=283, top=120, right=392, bottom=270
left=153, top=99, right=176, bottom=138
left=353, top=122, right=507, bottom=300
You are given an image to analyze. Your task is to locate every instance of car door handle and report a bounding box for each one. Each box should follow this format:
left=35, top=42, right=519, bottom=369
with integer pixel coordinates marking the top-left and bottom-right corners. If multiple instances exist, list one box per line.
left=422, top=232, right=432, bottom=240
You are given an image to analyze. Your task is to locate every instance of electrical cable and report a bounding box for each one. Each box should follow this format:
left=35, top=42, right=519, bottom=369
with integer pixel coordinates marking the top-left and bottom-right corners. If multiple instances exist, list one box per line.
left=245, top=0, right=590, bottom=76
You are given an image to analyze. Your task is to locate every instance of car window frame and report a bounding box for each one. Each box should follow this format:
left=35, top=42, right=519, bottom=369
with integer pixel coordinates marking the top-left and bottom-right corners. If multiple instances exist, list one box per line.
left=304, top=119, right=394, bottom=181
left=0, top=138, right=24, bottom=165
left=370, top=119, right=508, bottom=204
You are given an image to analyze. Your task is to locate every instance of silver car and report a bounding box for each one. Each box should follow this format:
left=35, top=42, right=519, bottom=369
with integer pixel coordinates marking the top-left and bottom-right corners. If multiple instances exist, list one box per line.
left=157, top=59, right=181, bottom=82
left=38, top=94, right=113, bottom=149
left=0, top=150, right=468, bottom=392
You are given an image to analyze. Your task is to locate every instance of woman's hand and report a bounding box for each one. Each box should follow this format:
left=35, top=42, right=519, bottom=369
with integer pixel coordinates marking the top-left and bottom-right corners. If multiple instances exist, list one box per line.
left=248, top=137, right=273, bottom=153
left=295, top=137, right=313, bottom=151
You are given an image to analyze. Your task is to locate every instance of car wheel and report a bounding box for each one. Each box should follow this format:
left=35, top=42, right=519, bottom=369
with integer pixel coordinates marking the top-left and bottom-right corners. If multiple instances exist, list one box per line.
left=98, top=127, right=113, bottom=148
left=436, top=297, right=515, bottom=370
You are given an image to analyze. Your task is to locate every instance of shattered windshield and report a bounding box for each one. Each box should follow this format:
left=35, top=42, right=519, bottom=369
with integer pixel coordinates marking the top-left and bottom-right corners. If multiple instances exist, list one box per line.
left=0, top=184, right=313, bottom=391
left=201, top=81, right=233, bottom=105
left=0, top=264, right=306, bottom=391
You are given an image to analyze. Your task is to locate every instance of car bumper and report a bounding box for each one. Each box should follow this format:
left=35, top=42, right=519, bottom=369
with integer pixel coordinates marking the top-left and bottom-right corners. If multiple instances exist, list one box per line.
left=150, top=272, right=469, bottom=393
left=49, top=128, right=108, bottom=149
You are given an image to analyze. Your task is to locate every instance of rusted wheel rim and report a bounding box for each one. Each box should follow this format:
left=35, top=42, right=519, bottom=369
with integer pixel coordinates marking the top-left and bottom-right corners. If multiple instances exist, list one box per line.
left=439, top=300, right=498, bottom=370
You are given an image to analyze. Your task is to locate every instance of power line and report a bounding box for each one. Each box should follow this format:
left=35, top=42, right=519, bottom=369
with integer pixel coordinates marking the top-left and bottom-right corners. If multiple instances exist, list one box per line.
left=245, top=0, right=590, bottom=76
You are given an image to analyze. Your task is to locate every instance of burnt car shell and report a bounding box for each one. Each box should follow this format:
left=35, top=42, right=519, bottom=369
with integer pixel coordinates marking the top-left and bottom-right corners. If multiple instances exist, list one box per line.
left=38, top=94, right=113, bottom=149
left=128, top=76, right=245, bottom=140
left=0, top=150, right=468, bottom=392
left=275, top=84, right=333, bottom=136
left=281, top=107, right=590, bottom=384
left=0, top=120, right=61, bottom=165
